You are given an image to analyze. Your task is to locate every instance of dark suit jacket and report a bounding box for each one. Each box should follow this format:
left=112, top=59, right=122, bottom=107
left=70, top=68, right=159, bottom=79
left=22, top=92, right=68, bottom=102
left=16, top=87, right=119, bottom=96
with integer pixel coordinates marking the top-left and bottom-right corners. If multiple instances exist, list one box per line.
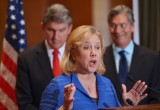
left=16, top=41, right=54, bottom=110
left=103, top=44, right=160, bottom=105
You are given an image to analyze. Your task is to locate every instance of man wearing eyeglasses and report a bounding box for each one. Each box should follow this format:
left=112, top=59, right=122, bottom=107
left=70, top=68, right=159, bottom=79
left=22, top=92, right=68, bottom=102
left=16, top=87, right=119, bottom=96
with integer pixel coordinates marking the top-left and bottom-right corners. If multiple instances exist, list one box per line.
left=103, top=5, right=160, bottom=105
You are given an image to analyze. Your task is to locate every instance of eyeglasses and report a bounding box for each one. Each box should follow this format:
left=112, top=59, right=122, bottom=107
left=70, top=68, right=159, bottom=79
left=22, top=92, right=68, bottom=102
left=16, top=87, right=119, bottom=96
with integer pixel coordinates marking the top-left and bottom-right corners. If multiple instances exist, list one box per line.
left=110, top=22, right=129, bottom=30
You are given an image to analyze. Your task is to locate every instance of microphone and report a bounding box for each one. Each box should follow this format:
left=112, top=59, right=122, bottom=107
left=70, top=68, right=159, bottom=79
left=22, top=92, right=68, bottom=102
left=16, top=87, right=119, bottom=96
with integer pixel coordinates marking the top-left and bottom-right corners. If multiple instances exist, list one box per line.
left=127, top=75, right=160, bottom=94
left=125, top=75, right=160, bottom=106
left=126, top=98, right=134, bottom=106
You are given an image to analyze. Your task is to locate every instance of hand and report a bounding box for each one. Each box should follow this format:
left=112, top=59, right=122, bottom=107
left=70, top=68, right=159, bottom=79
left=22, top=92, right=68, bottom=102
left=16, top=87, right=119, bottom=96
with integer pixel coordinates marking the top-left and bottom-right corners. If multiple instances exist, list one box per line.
left=122, top=80, right=148, bottom=106
left=63, top=83, right=76, bottom=110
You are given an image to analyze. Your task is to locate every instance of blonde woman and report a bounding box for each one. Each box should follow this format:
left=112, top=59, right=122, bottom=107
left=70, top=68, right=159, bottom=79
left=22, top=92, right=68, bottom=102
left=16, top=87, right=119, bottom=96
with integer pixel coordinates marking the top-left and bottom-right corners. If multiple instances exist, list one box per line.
left=40, top=25, right=147, bottom=110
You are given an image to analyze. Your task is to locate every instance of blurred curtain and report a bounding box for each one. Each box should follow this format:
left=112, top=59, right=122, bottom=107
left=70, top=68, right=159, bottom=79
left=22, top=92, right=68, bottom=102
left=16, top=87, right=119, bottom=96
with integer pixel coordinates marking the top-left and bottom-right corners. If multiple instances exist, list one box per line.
left=139, top=0, right=160, bottom=52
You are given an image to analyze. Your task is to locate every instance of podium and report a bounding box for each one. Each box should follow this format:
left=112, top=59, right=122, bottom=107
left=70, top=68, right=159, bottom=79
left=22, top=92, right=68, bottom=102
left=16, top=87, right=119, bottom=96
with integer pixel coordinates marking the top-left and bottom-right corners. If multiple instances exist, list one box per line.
left=99, top=104, right=160, bottom=110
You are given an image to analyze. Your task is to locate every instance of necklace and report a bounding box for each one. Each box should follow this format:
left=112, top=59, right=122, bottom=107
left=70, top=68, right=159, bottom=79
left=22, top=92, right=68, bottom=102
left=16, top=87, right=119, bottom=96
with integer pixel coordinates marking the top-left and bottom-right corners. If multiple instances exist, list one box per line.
left=77, top=75, right=96, bottom=94
left=87, top=85, right=92, bottom=93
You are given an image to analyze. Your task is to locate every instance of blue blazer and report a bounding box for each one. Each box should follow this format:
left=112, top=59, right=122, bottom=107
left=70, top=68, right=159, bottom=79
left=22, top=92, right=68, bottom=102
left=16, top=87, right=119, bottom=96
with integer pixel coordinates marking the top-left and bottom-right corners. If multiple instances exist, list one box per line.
left=40, top=72, right=121, bottom=110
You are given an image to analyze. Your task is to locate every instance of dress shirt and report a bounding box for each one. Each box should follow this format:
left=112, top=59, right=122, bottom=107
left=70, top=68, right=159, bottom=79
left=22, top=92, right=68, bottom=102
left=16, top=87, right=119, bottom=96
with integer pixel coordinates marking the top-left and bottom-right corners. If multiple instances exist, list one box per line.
left=45, top=40, right=65, bottom=69
left=112, top=41, right=134, bottom=73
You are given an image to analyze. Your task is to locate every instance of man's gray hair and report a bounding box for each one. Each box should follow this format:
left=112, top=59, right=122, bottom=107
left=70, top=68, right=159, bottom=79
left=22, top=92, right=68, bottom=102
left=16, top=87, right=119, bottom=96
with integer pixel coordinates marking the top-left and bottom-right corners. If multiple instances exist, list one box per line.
left=42, top=4, right=72, bottom=25
left=108, top=5, right=135, bottom=24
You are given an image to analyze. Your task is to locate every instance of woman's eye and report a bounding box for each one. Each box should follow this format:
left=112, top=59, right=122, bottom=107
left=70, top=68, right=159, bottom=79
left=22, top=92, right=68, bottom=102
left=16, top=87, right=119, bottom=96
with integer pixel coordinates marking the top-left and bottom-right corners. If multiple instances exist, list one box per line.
left=83, top=46, right=89, bottom=50
left=96, top=46, right=100, bottom=50
left=95, top=46, right=101, bottom=50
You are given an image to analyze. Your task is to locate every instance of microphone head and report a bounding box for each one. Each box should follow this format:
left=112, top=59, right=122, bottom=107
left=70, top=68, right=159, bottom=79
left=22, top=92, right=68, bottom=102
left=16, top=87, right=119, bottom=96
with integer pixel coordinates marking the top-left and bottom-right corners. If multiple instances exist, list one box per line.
left=127, top=76, right=160, bottom=94
left=126, top=98, right=134, bottom=106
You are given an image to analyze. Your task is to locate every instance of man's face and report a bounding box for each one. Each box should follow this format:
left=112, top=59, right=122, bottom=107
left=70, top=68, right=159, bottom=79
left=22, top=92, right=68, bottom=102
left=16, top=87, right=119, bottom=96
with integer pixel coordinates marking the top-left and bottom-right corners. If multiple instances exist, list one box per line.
left=109, top=13, right=134, bottom=48
left=42, top=22, right=72, bottom=49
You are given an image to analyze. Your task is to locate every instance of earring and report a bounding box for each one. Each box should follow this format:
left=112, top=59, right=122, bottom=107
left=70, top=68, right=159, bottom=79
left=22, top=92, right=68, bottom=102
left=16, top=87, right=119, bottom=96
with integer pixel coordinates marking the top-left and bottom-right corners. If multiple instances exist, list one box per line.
left=72, top=56, right=77, bottom=64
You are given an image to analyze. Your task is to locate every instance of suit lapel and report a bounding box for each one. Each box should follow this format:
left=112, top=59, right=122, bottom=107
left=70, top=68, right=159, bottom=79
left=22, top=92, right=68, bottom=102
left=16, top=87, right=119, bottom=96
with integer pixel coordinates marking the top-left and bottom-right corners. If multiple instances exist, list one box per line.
left=71, top=73, right=90, bottom=97
left=127, top=44, right=144, bottom=84
left=107, top=46, right=119, bottom=84
left=103, top=45, right=123, bottom=103
left=129, top=44, right=142, bottom=75
left=35, top=41, right=53, bottom=80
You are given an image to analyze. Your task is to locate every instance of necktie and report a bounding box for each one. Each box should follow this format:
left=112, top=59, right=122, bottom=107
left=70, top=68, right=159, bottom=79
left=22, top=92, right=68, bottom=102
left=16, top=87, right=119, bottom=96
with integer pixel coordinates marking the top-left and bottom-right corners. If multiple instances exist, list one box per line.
left=52, top=49, right=61, bottom=77
left=118, top=50, right=128, bottom=84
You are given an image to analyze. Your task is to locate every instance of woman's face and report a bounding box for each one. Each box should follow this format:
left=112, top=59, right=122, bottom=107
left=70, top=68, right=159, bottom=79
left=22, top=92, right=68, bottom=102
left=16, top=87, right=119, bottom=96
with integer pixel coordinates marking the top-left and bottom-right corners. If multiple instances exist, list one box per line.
left=74, top=34, right=102, bottom=74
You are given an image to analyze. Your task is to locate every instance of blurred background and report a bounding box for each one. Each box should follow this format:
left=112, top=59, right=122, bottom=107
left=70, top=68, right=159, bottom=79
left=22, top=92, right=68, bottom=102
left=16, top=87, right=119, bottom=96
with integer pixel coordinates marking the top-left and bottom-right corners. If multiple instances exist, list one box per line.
left=0, top=0, right=160, bottom=61
left=1, top=0, right=160, bottom=109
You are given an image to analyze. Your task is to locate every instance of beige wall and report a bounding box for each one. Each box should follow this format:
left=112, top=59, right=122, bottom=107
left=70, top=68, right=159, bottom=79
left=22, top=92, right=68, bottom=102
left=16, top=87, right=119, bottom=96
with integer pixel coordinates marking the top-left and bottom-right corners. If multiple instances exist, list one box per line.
left=0, top=0, right=132, bottom=61
left=0, top=0, right=92, bottom=61
left=92, top=0, right=132, bottom=47
left=0, top=1, right=7, bottom=61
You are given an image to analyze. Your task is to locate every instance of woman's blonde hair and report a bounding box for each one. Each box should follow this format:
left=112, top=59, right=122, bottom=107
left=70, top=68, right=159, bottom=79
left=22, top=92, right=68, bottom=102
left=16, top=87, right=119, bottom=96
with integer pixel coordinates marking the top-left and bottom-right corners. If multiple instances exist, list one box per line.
left=60, top=25, right=106, bottom=75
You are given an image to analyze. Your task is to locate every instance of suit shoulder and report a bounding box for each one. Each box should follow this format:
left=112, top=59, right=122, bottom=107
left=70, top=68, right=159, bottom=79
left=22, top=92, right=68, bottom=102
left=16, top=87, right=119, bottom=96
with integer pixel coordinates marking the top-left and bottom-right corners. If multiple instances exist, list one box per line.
left=136, top=45, right=158, bottom=56
left=104, top=45, right=112, bottom=54
left=19, top=42, right=45, bottom=57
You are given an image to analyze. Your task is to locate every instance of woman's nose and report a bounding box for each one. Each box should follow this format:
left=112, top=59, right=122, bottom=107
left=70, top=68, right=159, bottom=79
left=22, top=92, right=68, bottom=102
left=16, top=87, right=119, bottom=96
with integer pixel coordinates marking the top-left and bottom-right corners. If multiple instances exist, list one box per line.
left=90, top=49, right=96, bottom=57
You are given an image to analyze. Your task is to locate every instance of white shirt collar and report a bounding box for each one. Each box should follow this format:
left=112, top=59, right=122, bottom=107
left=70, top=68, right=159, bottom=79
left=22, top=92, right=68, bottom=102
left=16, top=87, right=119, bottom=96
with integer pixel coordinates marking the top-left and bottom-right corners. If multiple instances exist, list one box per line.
left=45, top=40, right=65, bottom=60
left=112, top=40, right=134, bottom=55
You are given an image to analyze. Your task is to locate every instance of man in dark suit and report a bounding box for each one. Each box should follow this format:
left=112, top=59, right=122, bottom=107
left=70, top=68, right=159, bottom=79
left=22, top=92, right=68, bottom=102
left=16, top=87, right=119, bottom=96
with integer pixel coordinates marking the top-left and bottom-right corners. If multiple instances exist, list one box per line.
left=103, top=5, right=160, bottom=105
left=16, top=4, right=72, bottom=110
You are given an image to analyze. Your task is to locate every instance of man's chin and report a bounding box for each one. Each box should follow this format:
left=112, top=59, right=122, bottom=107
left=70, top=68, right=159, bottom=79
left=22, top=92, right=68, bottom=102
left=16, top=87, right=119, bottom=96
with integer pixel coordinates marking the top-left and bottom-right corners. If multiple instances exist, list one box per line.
left=50, top=45, right=61, bottom=49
